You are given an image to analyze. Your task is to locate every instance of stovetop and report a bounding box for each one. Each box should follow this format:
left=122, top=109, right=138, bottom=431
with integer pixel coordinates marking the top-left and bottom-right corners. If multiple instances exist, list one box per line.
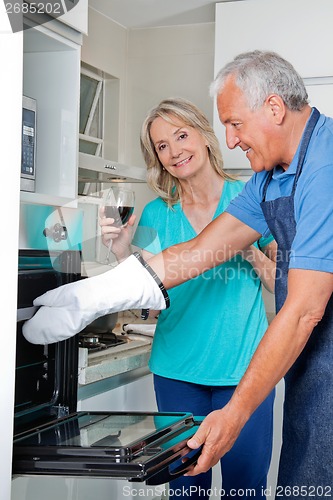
left=78, top=332, right=128, bottom=352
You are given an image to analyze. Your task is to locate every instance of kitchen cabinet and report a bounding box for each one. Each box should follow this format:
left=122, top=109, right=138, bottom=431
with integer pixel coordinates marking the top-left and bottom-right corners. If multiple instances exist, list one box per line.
left=213, top=0, right=333, bottom=170
left=52, top=0, right=88, bottom=35
left=21, top=20, right=82, bottom=206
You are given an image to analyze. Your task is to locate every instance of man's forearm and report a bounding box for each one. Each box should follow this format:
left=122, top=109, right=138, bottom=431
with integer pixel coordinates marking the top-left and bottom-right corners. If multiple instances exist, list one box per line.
left=185, top=268, right=333, bottom=476
left=148, top=213, right=260, bottom=288
left=228, top=307, right=313, bottom=422
left=221, top=268, right=333, bottom=422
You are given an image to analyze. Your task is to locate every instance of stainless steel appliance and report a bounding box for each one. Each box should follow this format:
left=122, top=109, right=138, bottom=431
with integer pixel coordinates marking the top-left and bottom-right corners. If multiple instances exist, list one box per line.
left=78, top=152, right=146, bottom=187
left=78, top=331, right=128, bottom=352
left=21, top=96, right=37, bottom=193
left=14, top=251, right=202, bottom=485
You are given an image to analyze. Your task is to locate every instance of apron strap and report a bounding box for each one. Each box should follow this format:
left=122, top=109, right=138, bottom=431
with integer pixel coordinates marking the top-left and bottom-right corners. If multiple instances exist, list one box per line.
left=261, top=171, right=273, bottom=202
left=291, top=107, right=320, bottom=194
left=261, top=107, right=320, bottom=202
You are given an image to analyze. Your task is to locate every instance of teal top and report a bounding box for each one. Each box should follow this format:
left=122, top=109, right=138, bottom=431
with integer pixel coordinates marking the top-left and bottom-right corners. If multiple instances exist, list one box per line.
left=132, top=180, right=273, bottom=385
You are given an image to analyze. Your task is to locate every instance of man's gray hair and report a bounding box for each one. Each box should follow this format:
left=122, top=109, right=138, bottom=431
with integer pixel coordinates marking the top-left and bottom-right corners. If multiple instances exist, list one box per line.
left=210, top=50, right=308, bottom=111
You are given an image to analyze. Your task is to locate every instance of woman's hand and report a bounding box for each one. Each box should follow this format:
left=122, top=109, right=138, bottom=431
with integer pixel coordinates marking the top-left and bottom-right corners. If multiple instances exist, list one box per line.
left=242, top=241, right=277, bottom=293
left=99, top=207, right=136, bottom=262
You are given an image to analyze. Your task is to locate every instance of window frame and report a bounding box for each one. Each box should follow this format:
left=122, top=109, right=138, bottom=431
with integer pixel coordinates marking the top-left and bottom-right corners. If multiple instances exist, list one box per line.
left=79, top=65, right=105, bottom=157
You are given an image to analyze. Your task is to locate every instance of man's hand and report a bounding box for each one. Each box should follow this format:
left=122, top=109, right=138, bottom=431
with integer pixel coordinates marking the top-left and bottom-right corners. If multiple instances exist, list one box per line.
left=185, top=405, right=246, bottom=476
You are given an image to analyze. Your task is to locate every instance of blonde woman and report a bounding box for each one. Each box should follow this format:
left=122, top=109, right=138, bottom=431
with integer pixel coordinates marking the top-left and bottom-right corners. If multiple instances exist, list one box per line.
left=100, top=98, right=276, bottom=500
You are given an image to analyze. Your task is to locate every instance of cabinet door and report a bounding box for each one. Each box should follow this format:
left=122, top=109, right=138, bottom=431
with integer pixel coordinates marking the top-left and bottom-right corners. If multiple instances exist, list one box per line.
left=22, top=24, right=81, bottom=205
left=62, top=0, right=88, bottom=35
left=51, top=0, right=88, bottom=35
left=305, top=80, right=333, bottom=118
left=213, top=0, right=333, bottom=169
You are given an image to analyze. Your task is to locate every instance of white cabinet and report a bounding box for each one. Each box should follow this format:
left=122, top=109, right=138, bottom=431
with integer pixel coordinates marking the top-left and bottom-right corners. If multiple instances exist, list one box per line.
left=215, top=0, right=333, bottom=79
left=213, top=0, right=333, bottom=170
left=21, top=21, right=82, bottom=206
left=305, top=79, right=333, bottom=118
left=53, top=0, right=88, bottom=35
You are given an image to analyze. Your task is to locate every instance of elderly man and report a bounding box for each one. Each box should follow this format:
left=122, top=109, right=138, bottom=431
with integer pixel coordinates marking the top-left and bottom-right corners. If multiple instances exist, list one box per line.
left=24, top=51, right=333, bottom=496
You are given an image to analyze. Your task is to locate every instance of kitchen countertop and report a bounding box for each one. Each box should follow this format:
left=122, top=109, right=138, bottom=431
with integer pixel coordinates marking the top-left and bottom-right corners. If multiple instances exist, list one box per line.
left=78, top=311, right=157, bottom=387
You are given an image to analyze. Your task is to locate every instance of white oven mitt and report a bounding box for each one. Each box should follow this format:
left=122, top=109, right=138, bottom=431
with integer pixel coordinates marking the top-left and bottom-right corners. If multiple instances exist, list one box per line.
left=22, top=253, right=169, bottom=345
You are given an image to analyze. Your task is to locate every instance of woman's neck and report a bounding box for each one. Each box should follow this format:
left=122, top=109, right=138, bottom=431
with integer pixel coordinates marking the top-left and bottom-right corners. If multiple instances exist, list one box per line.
left=179, top=170, right=226, bottom=234
left=179, top=169, right=224, bottom=206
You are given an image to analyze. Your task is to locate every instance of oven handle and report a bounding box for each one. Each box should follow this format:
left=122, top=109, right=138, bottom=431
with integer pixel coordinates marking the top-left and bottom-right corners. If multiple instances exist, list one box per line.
left=145, top=446, right=202, bottom=485
left=17, top=306, right=39, bottom=322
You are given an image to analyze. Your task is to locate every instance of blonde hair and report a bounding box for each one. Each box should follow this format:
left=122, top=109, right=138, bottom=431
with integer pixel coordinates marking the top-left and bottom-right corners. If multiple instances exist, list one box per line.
left=140, top=97, right=235, bottom=207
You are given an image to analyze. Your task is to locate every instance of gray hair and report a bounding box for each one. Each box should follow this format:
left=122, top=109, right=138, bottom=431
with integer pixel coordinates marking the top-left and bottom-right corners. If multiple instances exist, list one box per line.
left=140, top=97, right=235, bottom=207
left=210, top=50, right=308, bottom=111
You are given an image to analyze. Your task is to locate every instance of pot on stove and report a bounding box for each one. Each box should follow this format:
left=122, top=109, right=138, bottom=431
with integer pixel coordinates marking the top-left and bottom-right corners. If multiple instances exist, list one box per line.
left=83, top=312, right=118, bottom=334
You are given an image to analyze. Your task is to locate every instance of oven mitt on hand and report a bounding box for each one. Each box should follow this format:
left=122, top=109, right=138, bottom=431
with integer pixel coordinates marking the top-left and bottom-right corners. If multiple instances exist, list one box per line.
left=22, top=253, right=169, bottom=345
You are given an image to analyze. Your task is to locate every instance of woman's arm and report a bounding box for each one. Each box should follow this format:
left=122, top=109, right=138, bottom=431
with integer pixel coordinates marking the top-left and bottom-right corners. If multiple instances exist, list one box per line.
left=242, top=240, right=277, bottom=292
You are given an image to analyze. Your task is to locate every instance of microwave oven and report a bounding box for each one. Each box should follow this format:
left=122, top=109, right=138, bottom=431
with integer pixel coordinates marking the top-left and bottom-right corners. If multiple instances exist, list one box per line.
left=21, top=95, right=37, bottom=193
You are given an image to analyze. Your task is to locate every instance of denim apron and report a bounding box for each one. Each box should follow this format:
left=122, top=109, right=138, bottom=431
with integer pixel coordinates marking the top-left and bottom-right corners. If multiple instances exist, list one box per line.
left=260, top=108, right=333, bottom=497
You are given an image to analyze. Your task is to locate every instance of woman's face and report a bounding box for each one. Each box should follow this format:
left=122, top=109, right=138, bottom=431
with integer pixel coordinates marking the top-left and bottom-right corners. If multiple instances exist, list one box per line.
left=149, top=115, right=211, bottom=180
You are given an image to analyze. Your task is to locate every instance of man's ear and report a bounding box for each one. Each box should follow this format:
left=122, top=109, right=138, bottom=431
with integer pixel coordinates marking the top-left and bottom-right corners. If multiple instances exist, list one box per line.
left=265, top=94, right=286, bottom=125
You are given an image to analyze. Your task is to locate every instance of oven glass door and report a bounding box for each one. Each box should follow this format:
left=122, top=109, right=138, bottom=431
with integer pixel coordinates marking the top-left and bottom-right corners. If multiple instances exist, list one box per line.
left=13, top=411, right=203, bottom=485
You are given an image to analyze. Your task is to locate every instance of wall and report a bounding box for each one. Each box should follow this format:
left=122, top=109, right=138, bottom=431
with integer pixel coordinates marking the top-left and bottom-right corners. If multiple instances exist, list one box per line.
left=80, top=8, right=157, bottom=262
left=126, top=23, right=215, bottom=167
left=81, top=7, right=128, bottom=163
left=80, top=15, right=216, bottom=255
left=81, top=12, right=216, bottom=169
left=82, top=14, right=216, bottom=169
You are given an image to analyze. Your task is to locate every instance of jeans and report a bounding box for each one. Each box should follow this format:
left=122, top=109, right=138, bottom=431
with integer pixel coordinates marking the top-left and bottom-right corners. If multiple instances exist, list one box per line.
left=154, top=374, right=275, bottom=500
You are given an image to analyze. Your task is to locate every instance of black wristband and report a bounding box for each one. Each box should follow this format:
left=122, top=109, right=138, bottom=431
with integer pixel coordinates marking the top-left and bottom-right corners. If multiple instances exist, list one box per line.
left=133, top=252, right=170, bottom=312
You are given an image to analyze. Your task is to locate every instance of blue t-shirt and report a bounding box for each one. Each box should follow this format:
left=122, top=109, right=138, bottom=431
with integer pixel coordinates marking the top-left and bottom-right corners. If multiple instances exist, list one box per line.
left=132, top=180, right=273, bottom=385
left=227, top=110, right=333, bottom=274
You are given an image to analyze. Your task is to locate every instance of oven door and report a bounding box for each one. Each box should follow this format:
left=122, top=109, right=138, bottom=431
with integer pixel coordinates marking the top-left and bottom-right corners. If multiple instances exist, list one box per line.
left=13, top=411, right=203, bottom=485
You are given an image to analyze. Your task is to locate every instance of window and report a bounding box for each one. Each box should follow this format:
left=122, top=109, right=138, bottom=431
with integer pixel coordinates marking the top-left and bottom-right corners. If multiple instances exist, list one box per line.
left=79, top=63, right=120, bottom=161
left=79, top=65, right=104, bottom=156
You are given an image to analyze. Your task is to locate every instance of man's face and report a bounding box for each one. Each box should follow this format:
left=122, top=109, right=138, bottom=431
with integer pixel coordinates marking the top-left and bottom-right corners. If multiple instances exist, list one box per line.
left=217, top=76, right=280, bottom=173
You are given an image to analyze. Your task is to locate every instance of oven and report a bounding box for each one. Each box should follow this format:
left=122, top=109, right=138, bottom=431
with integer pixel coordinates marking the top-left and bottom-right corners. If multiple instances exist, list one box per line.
left=13, top=206, right=203, bottom=485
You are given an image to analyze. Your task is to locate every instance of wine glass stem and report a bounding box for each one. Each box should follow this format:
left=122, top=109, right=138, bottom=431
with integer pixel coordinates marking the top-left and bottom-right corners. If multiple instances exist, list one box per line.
left=105, top=239, right=113, bottom=264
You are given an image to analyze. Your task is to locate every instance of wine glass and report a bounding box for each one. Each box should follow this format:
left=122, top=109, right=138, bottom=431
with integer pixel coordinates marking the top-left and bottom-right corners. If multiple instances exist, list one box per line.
left=102, top=186, right=135, bottom=264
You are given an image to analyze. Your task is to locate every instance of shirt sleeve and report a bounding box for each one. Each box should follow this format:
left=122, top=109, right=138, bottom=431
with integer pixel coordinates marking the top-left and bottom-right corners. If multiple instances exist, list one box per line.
left=290, top=164, right=333, bottom=272
left=258, top=233, right=274, bottom=249
left=226, top=172, right=271, bottom=237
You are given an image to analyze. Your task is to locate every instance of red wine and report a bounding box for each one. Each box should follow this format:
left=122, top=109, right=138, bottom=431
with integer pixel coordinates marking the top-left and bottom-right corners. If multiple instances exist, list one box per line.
left=105, top=205, right=134, bottom=226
